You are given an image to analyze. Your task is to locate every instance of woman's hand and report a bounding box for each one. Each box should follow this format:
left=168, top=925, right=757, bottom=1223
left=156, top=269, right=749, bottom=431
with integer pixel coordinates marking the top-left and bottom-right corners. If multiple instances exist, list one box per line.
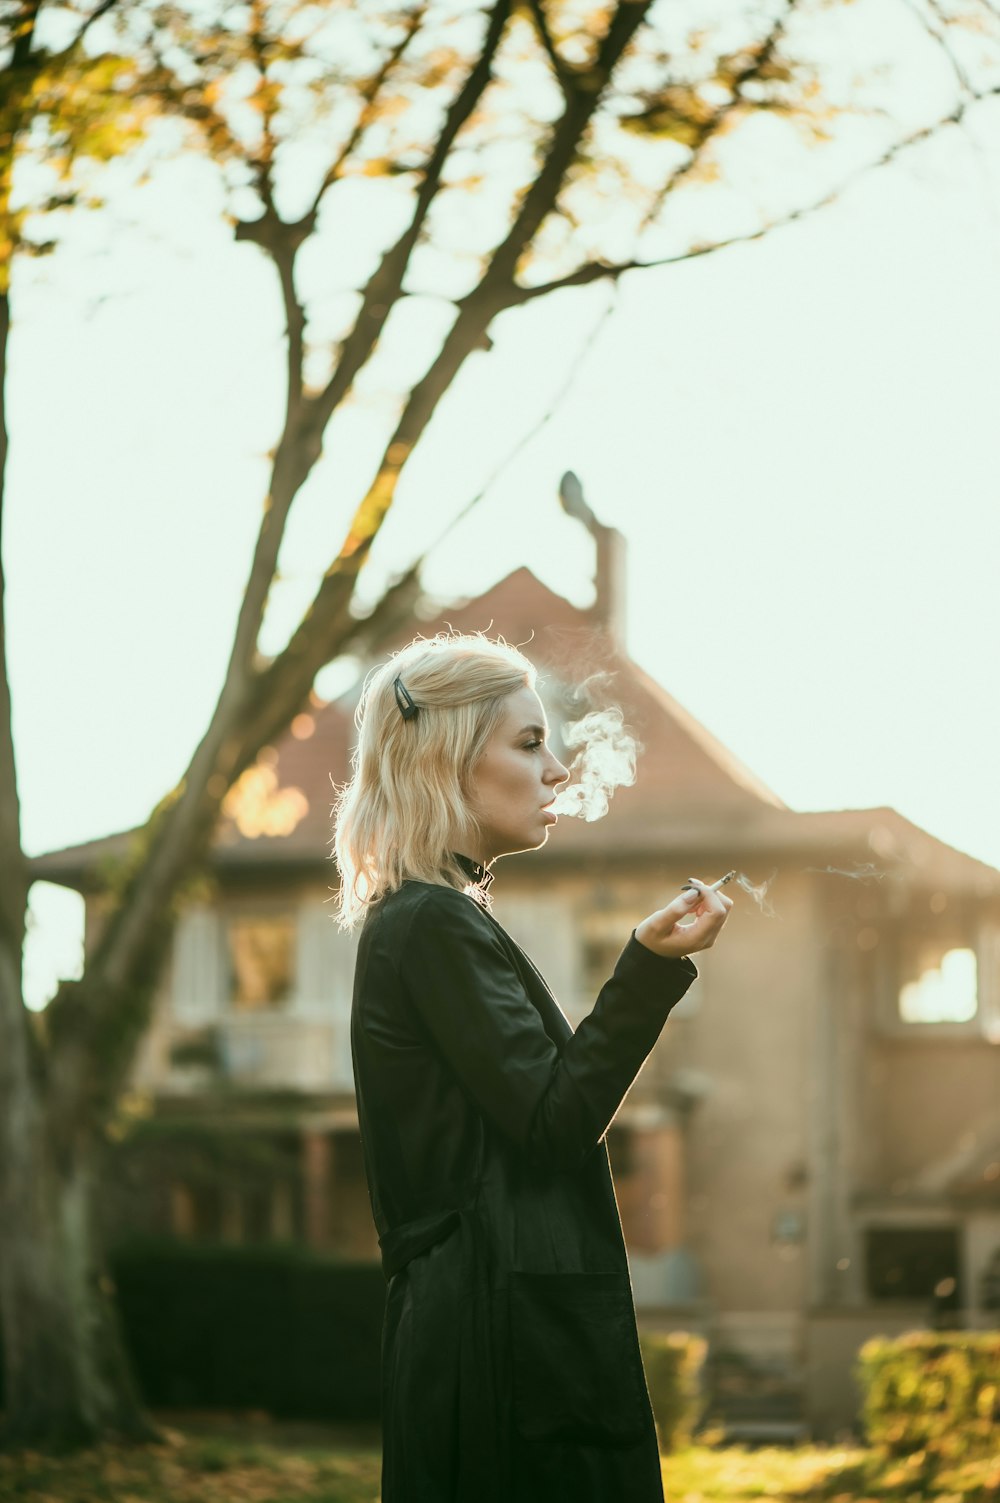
left=634, top=878, right=734, bottom=959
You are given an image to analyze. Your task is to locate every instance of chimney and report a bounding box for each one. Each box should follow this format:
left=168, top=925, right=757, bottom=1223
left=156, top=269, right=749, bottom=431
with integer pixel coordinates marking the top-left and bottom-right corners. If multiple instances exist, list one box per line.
left=558, top=471, right=628, bottom=650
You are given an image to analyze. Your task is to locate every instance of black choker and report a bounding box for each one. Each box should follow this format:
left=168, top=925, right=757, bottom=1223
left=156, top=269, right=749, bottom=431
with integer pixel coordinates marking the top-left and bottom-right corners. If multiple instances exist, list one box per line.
left=452, top=851, right=494, bottom=892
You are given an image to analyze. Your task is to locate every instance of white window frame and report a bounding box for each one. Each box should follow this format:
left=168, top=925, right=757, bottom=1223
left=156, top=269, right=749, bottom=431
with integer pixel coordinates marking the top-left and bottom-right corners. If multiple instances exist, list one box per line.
left=171, top=904, right=225, bottom=1024
left=874, top=915, right=1000, bottom=1042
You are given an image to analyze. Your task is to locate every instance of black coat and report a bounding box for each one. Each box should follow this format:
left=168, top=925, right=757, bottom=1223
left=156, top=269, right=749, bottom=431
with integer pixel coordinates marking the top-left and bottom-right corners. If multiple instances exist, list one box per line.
left=350, top=854, right=698, bottom=1503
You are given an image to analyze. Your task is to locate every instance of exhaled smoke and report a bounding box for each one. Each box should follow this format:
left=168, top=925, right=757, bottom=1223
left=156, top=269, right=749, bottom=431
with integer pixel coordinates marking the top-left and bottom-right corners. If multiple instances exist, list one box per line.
left=551, top=706, right=639, bottom=822
left=804, top=863, right=885, bottom=882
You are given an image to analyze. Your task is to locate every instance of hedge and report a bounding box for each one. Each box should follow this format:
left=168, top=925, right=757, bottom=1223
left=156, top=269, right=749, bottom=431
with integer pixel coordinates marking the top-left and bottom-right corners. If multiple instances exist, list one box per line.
left=857, top=1331, right=1000, bottom=1472
left=112, top=1241, right=386, bottom=1420
left=638, top=1331, right=708, bottom=1452
left=1, top=1245, right=709, bottom=1442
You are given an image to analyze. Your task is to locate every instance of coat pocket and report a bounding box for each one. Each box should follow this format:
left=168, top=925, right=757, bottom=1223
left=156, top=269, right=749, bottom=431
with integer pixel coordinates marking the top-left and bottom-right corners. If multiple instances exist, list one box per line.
left=508, top=1270, right=648, bottom=1449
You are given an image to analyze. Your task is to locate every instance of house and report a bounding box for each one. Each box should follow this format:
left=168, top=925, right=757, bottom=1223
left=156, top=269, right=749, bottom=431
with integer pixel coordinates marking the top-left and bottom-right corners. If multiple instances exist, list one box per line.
left=35, top=507, right=1000, bottom=1437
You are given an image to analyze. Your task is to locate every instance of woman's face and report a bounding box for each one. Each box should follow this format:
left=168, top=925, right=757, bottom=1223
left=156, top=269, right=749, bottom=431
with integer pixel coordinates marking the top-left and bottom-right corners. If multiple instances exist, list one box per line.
left=464, top=685, right=569, bottom=864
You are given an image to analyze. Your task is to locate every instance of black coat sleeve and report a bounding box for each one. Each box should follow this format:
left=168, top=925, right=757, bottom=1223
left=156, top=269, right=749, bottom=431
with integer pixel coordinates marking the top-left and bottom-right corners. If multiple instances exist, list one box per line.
left=398, top=884, right=697, bottom=1172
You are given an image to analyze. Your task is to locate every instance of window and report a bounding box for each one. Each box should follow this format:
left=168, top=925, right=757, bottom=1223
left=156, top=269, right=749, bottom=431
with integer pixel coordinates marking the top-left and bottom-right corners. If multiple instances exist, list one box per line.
left=865, top=1225, right=961, bottom=1310
left=582, top=933, right=700, bottom=1018
left=876, top=917, right=994, bottom=1036
left=899, top=946, right=977, bottom=1024
left=225, top=914, right=295, bottom=1010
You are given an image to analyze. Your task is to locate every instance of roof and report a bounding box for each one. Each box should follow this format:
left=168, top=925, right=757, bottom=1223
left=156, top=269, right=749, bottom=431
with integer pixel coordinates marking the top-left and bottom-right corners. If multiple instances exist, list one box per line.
left=890, top=1111, right=1000, bottom=1205
left=31, top=565, right=1000, bottom=899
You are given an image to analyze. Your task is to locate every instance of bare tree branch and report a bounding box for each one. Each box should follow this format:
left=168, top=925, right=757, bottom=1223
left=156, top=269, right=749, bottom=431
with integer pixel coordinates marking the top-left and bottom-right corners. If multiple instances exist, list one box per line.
left=307, top=0, right=514, bottom=440
left=235, top=149, right=308, bottom=410
left=299, top=5, right=428, bottom=227
left=240, top=211, right=308, bottom=407
left=505, top=77, right=1000, bottom=305
left=41, top=0, right=997, bottom=1091
left=49, top=2, right=517, bottom=1069
left=9, top=0, right=121, bottom=76
left=231, top=3, right=430, bottom=408
left=524, top=0, right=576, bottom=101
left=904, top=0, right=977, bottom=97
left=639, top=0, right=802, bottom=230
left=230, top=0, right=659, bottom=758
left=6, top=0, right=1000, bottom=1445
left=40, top=282, right=625, bottom=1112
left=9, top=0, right=43, bottom=67
left=423, top=284, right=619, bottom=558
left=899, top=0, right=1000, bottom=251
left=468, top=0, right=658, bottom=305
left=65, top=0, right=118, bottom=53
left=140, top=26, right=243, bottom=163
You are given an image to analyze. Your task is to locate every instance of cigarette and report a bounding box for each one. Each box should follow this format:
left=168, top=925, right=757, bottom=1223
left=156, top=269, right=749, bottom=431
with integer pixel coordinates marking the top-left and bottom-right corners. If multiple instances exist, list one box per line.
left=681, top=871, right=736, bottom=893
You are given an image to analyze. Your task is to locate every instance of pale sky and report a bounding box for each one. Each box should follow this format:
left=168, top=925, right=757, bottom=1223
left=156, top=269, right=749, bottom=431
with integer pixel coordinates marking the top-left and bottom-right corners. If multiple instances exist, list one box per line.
left=11, top=0, right=1000, bottom=1006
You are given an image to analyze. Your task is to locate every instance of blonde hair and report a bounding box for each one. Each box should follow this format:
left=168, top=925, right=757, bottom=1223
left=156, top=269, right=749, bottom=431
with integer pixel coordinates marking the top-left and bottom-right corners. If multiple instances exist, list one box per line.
left=331, top=631, right=537, bottom=929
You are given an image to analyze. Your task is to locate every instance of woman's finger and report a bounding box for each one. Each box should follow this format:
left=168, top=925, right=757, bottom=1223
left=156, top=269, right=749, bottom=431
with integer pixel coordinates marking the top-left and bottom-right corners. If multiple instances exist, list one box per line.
left=669, top=885, right=704, bottom=916
left=637, top=877, right=733, bottom=957
left=684, top=878, right=728, bottom=914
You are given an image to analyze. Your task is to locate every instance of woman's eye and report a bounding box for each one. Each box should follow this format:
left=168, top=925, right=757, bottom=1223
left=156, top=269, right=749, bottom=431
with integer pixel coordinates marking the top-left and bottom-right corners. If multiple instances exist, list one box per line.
left=524, top=739, right=542, bottom=751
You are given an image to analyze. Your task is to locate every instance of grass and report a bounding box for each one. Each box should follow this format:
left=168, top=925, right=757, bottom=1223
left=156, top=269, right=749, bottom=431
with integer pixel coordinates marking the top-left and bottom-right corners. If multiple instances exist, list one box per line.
left=664, top=1444, right=1000, bottom=1502
left=667, top=1443, right=869, bottom=1500
left=0, top=1430, right=998, bottom=1503
left=0, top=1429, right=382, bottom=1503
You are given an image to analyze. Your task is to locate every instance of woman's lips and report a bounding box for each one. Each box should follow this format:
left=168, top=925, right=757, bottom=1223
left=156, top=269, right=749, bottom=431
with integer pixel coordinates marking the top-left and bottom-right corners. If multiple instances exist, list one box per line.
left=541, top=807, right=557, bottom=824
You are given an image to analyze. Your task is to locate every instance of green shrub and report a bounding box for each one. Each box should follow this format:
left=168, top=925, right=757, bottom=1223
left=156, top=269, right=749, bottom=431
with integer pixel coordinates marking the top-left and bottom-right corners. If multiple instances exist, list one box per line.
left=111, top=1239, right=386, bottom=1421
left=857, top=1331, right=1000, bottom=1479
left=638, top=1330, right=707, bottom=1452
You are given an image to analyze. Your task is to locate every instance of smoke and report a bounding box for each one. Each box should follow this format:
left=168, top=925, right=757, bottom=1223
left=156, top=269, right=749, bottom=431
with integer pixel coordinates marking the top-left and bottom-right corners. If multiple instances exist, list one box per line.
left=546, top=674, right=891, bottom=915
left=733, top=870, right=779, bottom=918
left=719, top=863, right=889, bottom=922
left=727, top=864, right=887, bottom=921
left=551, top=702, right=639, bottom=822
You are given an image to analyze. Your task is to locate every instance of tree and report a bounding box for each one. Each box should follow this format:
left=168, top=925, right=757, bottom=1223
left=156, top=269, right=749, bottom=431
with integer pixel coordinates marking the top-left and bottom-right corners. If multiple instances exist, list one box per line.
left=0, top=0, right=180, bottom=1447
left=2, top=0, right=999, bottom=1449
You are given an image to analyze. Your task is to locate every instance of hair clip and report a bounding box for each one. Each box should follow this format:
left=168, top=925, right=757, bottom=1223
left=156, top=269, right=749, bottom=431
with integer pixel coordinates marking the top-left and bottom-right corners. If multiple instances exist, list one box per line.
left=393, top=675, right=420, bottom=721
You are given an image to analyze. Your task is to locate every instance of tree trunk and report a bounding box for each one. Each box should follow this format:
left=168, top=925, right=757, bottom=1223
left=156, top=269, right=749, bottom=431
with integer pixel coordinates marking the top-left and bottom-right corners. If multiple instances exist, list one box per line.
left=0, top=1077, right=157, bottom=1448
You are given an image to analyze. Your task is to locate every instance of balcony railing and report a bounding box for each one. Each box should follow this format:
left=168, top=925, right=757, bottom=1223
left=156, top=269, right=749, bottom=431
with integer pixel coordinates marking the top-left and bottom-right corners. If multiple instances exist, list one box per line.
left=160, top=1009, right=353, bottom=1094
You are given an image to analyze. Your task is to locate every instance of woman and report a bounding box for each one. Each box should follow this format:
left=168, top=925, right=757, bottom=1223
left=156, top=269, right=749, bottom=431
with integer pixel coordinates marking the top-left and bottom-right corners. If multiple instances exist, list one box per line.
left=334, top=632, right=733, bottom=1503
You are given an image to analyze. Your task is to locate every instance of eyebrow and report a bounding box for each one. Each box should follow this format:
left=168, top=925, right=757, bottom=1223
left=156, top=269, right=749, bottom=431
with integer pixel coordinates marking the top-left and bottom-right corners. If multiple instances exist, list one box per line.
left=517, top=724, right=548, bottom=737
